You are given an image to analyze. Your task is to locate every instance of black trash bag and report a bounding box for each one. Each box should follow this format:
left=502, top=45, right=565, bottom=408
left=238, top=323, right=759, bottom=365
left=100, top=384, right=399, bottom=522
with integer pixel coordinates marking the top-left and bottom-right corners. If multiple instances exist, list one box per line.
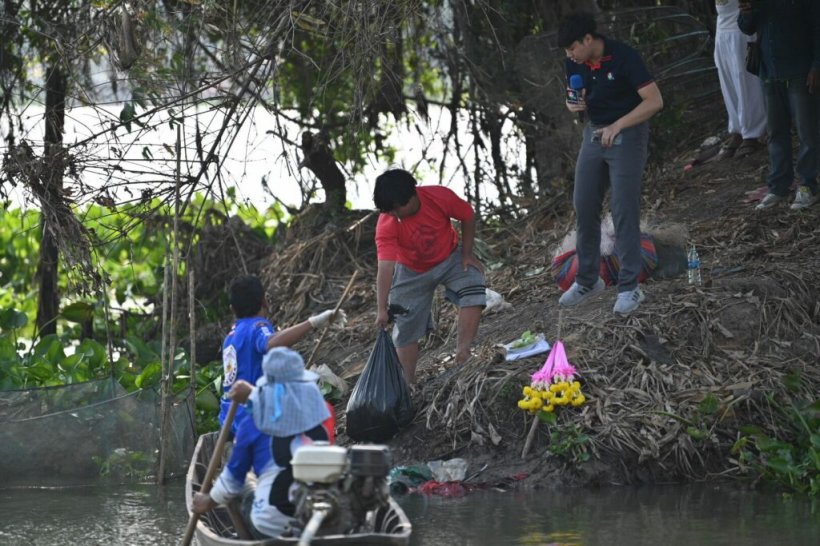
left=346, top=330, right=416, bottom=442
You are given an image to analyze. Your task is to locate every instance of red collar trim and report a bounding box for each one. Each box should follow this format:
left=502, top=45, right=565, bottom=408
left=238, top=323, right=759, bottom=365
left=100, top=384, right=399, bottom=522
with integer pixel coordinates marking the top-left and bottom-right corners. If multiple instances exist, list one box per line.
left=585, top=55, right=613, bottom=71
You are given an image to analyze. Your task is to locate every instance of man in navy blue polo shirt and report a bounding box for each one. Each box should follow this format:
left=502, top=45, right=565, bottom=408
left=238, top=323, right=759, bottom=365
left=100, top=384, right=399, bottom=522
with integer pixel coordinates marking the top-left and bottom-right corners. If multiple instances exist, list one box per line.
left=556, top=12, right=664, bottom=315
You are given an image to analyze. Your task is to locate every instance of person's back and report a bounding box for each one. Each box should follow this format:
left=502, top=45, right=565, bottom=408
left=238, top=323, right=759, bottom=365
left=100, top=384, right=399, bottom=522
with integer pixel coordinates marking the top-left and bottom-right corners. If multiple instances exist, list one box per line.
left=221, top=276, right=276, bottom=432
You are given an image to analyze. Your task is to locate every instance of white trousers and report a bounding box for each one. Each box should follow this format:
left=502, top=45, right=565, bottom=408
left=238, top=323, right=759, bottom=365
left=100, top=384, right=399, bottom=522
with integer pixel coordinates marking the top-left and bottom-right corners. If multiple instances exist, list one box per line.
left=714, top=30, right=767, bottom=139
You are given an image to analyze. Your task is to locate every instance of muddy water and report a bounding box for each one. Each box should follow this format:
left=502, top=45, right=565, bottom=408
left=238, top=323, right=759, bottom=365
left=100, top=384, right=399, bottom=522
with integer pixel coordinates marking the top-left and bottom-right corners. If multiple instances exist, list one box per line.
left=0, top=483, right=817, bottom=545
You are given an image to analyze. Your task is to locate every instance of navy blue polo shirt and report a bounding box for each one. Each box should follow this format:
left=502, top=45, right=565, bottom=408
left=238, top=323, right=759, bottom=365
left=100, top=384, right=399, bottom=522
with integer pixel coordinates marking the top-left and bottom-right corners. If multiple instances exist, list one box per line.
left=565, top=36, right=654, bottom=126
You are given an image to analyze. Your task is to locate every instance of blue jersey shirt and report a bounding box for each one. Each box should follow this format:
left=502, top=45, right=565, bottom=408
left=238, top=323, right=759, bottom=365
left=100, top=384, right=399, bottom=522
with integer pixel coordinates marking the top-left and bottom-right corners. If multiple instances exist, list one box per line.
left=565, top=36, right=654, bottom=126
left=220, top=316, right=276, bottom=432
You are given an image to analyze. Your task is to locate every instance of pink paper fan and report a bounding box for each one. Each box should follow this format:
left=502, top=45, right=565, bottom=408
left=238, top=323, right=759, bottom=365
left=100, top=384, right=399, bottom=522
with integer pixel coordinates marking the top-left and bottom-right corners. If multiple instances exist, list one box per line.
left=531, top=341, right=576, bottom=385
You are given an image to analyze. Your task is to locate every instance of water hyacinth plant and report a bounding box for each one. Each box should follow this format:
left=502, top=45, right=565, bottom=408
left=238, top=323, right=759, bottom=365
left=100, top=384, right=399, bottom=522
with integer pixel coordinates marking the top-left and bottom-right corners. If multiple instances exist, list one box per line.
left=518, top=341, right=585, bottom=415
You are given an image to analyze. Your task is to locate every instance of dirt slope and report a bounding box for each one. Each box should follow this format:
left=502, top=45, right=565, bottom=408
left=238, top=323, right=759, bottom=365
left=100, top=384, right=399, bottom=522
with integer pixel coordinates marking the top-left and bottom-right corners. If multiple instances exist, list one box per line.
left=267, top=132, right=819, bottom=490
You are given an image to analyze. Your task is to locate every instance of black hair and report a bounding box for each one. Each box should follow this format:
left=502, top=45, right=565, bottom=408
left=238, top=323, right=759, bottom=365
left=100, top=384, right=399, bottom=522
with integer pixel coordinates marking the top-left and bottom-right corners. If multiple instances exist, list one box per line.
left=229, top=275, right=265, bottom=318
left=557, top=12, right=598, bottom=49
left=373, top=169, right=418, bottom=213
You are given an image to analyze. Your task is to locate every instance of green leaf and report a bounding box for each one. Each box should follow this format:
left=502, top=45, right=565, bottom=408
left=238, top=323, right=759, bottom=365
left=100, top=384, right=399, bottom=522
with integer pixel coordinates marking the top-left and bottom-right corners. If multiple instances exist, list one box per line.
left=0, top=308, right=28, bottom=330
left=135, top=362, right=161, bottom=389
left=765, top=456, right=795, bottom=475
left=538, top=411, right=557, bottom=425
left=61, top=302, right=94, bottom=323
left=196, top=388, right=220, bottom=412
left=686, top=426, right=708, bottom=440
left=698, top=394, right=719, bottom=415
left=783, top=373, right=803, bottom=392
left=740, top=425, right=765, bottom=437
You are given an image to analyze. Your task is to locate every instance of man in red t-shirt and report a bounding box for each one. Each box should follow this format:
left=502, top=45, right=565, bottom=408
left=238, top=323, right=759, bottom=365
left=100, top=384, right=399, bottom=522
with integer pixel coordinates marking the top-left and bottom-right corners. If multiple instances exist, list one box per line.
left=373, top=169, right=486, bottom=384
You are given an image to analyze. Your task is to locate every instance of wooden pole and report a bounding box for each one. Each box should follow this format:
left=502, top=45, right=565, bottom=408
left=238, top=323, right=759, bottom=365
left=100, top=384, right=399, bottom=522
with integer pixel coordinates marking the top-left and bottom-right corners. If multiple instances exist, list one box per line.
left=188, top=263, right=197, bottom=433
left=521, top=309, right=563, bottom=459
left=180, top=400, right=238, bottom=546
left=305, top=270, right=358, bottom=368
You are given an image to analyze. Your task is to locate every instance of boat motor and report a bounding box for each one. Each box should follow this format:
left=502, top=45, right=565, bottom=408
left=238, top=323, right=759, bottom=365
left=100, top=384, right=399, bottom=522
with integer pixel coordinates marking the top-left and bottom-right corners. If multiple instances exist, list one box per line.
left=290, top=444, right=392, bottom=539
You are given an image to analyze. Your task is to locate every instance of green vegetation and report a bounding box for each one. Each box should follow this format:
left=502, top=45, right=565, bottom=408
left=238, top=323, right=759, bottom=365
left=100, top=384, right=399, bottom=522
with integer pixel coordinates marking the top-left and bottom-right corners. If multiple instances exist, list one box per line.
left=732, top=375, right=819, bottom=497
left=0, top=195, right=285, bottom=433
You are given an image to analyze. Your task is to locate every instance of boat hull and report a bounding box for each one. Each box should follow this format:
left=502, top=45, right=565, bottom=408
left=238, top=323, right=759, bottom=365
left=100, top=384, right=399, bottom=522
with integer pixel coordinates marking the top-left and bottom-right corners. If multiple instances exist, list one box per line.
left=185, top=432, right=412, bottom=546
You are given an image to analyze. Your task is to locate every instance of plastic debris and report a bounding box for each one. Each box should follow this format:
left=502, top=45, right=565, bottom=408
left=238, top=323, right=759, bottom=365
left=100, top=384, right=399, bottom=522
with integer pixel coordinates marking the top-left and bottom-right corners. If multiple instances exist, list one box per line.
left=500, top=332, right=551, bottom=361
left=427, top=458, right=468, bottom=482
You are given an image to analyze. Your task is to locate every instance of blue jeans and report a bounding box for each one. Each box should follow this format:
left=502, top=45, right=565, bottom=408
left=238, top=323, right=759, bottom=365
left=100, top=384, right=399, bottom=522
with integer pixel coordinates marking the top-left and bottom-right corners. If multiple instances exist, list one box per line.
left=573, top=122, right=649, bottom=292
left=762, top=77, right=820, bottom=195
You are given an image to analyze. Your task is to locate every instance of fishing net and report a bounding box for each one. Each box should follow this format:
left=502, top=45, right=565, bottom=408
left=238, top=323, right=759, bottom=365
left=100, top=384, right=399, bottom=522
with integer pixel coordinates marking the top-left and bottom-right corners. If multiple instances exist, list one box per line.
left=0, top=378, right=195, bottom=486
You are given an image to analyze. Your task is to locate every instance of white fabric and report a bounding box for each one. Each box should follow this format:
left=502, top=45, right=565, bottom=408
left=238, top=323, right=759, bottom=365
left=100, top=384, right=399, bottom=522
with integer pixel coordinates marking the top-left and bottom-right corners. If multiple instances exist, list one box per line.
left=249, top=462, right=290, bottom=538
left=308, top=309, right=347, bottom=329
left=210, top=462, right=290, bottom=538
left=715, top=0, right=741, bottom=33
left=714, top=2, right=767, bottom=139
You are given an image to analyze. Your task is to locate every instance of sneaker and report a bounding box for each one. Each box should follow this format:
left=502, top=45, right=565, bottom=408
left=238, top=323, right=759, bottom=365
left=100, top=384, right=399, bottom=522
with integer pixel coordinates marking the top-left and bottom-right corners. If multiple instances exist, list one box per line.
left=755, top=192, right=787, bottom=210
left=558, top=278, right=605, bottom=307
left=790, top=186, right=819, bottom=210
left=613, top=287, right=645, bottom=315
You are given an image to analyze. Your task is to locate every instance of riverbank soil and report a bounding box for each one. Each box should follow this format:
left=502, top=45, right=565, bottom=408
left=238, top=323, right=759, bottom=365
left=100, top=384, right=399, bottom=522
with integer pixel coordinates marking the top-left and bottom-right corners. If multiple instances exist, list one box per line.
left=262, top=126, right=819, bottom=489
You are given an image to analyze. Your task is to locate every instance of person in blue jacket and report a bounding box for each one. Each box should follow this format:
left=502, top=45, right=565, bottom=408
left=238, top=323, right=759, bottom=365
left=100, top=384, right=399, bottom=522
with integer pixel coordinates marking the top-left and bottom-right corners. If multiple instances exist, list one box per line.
left=219, top=275, right=345, bottom=434
left=739, top=0, right=820, bottom=210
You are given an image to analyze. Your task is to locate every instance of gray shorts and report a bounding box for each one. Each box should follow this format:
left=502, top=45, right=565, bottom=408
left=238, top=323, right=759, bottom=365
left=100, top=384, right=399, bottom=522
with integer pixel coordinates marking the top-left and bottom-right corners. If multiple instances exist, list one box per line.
left=389, top=247, right=486, bottom=347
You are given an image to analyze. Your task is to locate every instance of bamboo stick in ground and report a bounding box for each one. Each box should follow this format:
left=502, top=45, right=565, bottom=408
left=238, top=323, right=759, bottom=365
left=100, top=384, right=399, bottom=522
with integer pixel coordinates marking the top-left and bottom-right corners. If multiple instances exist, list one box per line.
left=306, top=270, right=359, bottom=367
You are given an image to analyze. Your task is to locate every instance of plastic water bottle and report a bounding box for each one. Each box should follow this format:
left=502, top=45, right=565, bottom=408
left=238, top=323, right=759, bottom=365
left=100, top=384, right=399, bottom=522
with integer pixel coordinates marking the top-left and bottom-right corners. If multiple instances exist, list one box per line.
left=687, top=245, right=702, bottom=285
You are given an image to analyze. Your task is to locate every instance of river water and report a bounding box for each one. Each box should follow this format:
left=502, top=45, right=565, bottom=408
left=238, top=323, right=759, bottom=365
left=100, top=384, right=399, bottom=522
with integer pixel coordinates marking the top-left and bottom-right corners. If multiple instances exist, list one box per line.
left=1, top=482, right=817, bottom=545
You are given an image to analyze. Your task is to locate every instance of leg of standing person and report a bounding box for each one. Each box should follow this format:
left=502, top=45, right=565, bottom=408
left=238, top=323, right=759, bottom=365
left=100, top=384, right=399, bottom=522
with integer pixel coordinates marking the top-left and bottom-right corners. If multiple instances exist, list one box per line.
left=455, top=306, right=482, bottom=363
left=756, top=79, right=795, bottom=209
left=439, top=247, right=486, bottom=364
left=731, top=34, right=766, bottom=151
left=389, top=264, right=436, bottom=385
left=569, top=125, right=608, bottom=287
left=788, top=75, right=820, bottom=208
left=559, top=125, right=608, bottom=306
left=714, top=30, right=743, bottom=158
left=395, top=344, right=420, bottom=384
left=607, top=123, right=649, bottom=314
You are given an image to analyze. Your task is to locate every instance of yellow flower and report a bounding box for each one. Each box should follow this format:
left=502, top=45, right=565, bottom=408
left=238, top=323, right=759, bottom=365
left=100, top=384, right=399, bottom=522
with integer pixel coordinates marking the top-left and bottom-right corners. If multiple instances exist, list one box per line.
left=523, top=386, right=533, bottom=396
left=571, top=394, right=586, bottom=406
left=517, top=399, right=528, bottom=410
left=542, top=404, right=555, bottom=413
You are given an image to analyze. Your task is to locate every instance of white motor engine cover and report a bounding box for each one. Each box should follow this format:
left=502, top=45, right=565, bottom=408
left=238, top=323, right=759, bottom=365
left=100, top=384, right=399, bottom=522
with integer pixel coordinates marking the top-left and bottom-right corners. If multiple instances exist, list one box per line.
left=292, top=444, right=348, bottom=483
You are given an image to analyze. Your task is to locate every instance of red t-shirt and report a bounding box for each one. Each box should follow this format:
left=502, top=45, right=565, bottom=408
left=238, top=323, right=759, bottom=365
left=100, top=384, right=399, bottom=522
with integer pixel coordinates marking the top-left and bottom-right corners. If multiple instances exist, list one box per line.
left=375, top=185, right=474, bottom=273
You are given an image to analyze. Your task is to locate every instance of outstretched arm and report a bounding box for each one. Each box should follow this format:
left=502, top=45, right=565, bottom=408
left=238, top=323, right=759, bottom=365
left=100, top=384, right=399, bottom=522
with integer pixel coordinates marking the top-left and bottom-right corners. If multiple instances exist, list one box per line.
left=375, top=260, right=396, bottom=329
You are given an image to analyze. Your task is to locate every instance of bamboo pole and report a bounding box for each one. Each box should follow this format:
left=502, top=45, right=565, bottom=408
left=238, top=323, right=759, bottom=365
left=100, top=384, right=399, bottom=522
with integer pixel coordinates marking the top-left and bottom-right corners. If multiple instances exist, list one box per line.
left=521, top=309, right=563, bottom=459
left=158, top=125, right=182, bottom=484
left=180, top=400, right=238, bottom=546
left=305, top=270, right=358, bottom=368
left=188, top=263, right=197, bottom=425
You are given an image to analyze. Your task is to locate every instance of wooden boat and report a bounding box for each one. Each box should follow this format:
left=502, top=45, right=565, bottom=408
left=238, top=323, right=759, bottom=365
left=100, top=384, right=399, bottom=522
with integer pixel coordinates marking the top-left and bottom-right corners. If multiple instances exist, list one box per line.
left=185, top=432, right=412, bottom=546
